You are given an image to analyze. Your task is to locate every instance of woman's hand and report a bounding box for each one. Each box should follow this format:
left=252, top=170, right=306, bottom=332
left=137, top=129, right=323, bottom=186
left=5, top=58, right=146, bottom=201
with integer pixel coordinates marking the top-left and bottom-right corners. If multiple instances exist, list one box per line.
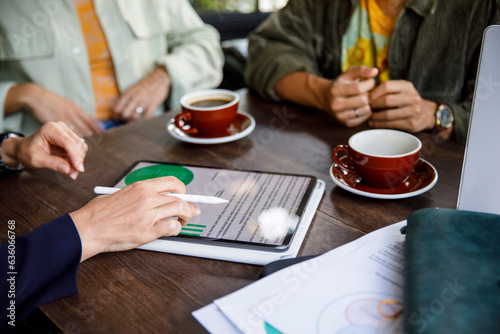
left=1, top=121, right=88, bottom=179
left=369, top=80, right=437, bottom=132
left=112, top=67, right=172, bottom=122
left=274, top=66, right=378, bottom=128
left=5, top=83, right=102, bottom=137
left=324, top=66, right=379, bottom=127
left=70, top=177, right=201, bottom=262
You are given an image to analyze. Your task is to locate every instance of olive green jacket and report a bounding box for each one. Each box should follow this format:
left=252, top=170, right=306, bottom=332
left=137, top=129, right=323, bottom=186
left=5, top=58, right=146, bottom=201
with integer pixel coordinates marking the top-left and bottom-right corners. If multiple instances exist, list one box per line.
left=246, top=0, right=500, bottom=143
left=0, top=0, right=224, bottom=134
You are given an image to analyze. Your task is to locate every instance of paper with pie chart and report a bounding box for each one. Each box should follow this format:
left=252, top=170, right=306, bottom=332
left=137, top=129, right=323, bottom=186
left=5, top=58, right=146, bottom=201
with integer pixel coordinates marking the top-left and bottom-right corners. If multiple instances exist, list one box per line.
left=194, top=221, right=406, bottom=334
left=260, top=232, right=405, bottom=333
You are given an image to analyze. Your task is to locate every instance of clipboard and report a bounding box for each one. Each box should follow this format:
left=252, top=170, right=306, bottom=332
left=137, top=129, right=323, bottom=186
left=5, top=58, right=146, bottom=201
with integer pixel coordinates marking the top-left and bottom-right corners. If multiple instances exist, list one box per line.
left=112, top=161, right=326, bottom=265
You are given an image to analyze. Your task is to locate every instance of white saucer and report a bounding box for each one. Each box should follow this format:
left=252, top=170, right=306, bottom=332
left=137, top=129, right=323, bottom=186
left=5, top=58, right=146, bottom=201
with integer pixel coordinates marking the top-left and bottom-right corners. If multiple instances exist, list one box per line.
left=329, top=159, right=438, bottom=199
left=166, top=111, right=255, bottom=144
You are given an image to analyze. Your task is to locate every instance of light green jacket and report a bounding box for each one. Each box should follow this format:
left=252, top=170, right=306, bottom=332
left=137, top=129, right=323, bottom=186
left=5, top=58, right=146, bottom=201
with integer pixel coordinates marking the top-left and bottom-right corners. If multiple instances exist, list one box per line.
left=0, top=0, right=224, bottom=134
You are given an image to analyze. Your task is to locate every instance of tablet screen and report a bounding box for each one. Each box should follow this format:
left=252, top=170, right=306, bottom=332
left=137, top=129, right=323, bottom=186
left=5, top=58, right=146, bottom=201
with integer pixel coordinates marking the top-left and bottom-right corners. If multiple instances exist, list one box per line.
left=113, top=161, right=317, bottom=249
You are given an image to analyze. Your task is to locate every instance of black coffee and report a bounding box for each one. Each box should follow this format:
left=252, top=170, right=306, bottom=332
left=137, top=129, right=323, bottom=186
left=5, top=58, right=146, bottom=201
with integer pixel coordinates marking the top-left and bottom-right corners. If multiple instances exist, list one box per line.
left=190, top=99, right=232, bottom=108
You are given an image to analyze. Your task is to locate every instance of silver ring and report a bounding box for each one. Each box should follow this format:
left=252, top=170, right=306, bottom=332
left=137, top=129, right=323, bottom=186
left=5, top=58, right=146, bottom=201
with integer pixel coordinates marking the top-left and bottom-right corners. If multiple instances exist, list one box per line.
left=354, top=108, right=360, bottom=118
left=135, top=107, right=144, bottom=114
left=68, top=124, right=76, bottom=131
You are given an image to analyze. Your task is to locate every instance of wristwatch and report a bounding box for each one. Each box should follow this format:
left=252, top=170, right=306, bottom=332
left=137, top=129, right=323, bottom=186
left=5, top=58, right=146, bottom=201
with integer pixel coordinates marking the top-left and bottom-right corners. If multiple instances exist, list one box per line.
left=435, top=104, right=454, bottom=131
left=0, top=132, right=25, bottom=172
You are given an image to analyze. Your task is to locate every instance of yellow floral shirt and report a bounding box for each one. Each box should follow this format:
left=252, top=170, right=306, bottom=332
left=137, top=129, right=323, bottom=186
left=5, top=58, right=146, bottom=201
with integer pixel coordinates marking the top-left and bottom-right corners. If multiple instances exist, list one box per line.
left=341, top=0, right=398, bottom=83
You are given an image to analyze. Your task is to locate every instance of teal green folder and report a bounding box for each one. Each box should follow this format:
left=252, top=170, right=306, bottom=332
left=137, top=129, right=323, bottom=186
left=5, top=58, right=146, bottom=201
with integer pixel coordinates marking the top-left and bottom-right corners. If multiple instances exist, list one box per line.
left=404, top=208, right=500, bottom=333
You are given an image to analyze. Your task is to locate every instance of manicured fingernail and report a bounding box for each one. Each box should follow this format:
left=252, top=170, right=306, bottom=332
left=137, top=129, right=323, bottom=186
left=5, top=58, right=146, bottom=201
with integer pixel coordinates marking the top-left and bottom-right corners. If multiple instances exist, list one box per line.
left=69, top=171, right=78, bottom=180
left=79, top=163, right=85, bottom=173
left=60, top=164, right=70, bottom=174
left=195, top=207, right=201, bottom=216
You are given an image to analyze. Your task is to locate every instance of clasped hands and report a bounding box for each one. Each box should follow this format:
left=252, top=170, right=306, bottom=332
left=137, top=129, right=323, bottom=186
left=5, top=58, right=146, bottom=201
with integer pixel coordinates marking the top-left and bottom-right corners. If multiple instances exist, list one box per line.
left=324, top=66, right=437, bottom=132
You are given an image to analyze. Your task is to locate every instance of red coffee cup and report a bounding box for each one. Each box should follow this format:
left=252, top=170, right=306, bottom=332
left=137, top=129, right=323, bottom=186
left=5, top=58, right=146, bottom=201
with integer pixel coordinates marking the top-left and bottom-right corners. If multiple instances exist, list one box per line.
left=333, top=130, right=422, bottom=188
left=175, top=89, right=239, bottom=137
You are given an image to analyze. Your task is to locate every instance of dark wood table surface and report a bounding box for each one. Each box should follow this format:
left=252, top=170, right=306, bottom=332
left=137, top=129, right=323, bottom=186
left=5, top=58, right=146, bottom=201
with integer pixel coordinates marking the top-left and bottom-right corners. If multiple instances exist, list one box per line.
left=0, top=88, right=465, bottom=333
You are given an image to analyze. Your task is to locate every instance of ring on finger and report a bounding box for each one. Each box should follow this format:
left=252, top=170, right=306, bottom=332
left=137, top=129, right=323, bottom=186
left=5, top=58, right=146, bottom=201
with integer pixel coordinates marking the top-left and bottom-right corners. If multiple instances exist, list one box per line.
left=354, top=108, right=360, bottom=118
left=68, top=124, right=76, bottom=131
left=135, top=107, right=144, bottom=114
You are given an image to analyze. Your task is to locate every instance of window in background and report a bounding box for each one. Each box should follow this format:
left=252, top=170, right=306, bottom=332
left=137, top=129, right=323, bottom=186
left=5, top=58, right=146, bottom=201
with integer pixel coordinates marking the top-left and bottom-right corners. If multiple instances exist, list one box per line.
left=258, top=0, right=287, bottom=12
left=191, top=0, right=287, bottom=91
left=191, top=0, right=287, bottom=14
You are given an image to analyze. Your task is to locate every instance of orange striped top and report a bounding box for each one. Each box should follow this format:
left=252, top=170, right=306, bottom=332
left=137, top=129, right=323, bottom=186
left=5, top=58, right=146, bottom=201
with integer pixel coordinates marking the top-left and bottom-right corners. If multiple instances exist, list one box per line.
left=73, top=0, right=119, bottom=120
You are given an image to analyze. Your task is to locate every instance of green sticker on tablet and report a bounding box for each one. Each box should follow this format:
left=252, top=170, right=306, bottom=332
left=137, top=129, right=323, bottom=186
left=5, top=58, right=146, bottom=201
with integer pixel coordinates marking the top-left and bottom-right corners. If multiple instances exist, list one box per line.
left=125, top=164, right=194, bottom=185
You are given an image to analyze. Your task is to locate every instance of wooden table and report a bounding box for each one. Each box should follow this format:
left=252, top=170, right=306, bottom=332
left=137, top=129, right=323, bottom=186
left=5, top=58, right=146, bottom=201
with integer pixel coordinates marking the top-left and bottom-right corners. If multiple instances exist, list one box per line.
left=0, top=88, right=465, bottom=333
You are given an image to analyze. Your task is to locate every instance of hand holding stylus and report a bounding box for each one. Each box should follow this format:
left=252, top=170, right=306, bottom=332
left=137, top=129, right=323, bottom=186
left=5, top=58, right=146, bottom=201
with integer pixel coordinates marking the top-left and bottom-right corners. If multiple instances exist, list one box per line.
left=71, top=177, right=201, bottom=262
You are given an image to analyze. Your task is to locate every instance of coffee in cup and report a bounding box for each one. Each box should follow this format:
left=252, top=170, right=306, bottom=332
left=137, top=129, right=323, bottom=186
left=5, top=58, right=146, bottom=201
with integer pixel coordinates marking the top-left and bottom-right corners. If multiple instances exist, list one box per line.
left=333, top=129, right=422, bottom=188
left=175, top=89, right=239, bottom=137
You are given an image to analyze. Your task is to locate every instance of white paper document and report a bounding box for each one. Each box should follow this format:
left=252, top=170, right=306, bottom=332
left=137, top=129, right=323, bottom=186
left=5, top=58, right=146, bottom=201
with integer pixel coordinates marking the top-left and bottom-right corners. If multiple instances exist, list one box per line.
left=193, top=304, right=240, bottom=334
left=193, top=221, right=407, bottom=334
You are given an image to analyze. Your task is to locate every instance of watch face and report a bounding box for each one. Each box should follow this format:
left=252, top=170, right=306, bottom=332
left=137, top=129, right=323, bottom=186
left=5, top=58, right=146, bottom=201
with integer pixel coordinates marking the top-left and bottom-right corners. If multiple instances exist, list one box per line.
left=438, top=106, right=453, bottom=129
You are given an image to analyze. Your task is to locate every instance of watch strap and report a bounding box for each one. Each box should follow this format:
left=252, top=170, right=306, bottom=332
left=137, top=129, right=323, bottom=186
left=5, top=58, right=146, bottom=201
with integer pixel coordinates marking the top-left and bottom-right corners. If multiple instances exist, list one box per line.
left=0, top=132, right=25, bottom=174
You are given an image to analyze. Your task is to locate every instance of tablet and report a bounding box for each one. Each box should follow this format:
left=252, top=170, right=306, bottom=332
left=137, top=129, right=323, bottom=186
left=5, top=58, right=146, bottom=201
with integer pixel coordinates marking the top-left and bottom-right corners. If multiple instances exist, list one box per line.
left=112, top=161, right=325, bottom=265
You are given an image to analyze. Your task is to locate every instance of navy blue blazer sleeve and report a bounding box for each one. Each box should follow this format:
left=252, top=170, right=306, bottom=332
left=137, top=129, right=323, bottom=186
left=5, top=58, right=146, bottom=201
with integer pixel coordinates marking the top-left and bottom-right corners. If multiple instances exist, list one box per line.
left=1, top=214, right=81, bottom=328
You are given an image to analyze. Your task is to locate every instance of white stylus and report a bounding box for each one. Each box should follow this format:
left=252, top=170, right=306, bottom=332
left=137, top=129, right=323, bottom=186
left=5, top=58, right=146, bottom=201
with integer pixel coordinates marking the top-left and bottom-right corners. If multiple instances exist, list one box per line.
left=93, top=186, right=229, bottom=204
